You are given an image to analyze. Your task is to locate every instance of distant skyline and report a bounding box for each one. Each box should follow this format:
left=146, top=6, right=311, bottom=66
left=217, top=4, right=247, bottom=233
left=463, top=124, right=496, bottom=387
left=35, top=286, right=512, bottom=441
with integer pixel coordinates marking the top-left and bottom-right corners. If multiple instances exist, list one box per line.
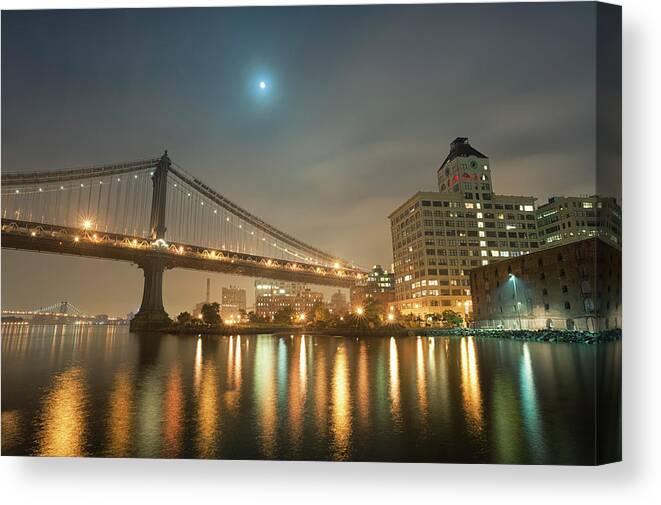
left=1, top=4, right=619, bottom=316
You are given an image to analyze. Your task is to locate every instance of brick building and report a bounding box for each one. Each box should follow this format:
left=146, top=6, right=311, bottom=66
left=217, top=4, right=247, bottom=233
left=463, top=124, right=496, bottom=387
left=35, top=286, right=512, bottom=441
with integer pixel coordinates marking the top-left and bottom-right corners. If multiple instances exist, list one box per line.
left=470, top=237, right=621, bottom=331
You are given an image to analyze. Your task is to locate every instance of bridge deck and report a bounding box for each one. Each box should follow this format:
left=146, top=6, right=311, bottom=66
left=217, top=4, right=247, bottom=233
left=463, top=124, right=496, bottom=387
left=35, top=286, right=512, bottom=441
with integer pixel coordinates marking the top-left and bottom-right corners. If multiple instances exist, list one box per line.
left=1, top=219, right=363, bottom=288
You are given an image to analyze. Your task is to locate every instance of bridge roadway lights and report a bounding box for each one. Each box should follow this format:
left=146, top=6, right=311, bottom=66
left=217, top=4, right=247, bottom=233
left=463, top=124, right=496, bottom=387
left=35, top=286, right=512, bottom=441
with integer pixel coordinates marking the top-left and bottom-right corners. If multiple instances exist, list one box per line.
left=130, top=258, right=172, bottom=332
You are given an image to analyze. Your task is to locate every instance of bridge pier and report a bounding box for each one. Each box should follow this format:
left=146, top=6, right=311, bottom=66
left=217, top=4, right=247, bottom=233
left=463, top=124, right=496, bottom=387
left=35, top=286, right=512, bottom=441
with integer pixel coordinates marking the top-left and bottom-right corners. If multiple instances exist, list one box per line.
left=130, top=259, right=171, bottom=332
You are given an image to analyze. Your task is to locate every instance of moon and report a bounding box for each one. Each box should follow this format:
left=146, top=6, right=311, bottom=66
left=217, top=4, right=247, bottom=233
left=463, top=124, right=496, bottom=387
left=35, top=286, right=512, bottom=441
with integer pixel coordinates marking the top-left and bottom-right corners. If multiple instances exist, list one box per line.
left=259, top=81, right=266, bottom=90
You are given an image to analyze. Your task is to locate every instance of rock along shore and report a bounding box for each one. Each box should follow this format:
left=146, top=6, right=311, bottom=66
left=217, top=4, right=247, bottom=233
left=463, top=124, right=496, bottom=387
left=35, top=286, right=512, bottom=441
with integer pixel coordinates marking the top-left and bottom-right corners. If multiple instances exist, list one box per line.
left=165, top=323, right=621, bottom=344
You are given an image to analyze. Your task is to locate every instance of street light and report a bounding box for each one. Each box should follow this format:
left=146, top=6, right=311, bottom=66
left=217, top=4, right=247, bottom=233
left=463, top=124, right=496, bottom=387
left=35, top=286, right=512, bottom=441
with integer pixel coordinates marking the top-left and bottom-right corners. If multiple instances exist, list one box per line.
left=509, top=273, right=523, bottom=330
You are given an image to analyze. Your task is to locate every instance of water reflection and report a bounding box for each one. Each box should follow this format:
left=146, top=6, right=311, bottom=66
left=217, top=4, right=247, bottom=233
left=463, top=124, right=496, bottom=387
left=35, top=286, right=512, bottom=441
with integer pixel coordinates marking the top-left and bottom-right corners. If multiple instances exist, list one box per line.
left=331, top=344, right=351, bottom=460
left=1, top=325, right=621, bottom=464
left=388, top=337, right=402, bottom=430
left=136, top=367, right=163, bottom=457
left=163, top=364, right=183, bottom=457
left=460, top=337, right=483, bottom=436
left=1, top=410, right=22, bottom=452
left=416, top=337, right=428, bottom=423
left=254, top=337, right=277, bottom=458
left=235, top=335, right=242, bottom=391
left=288, top=337, right=307, bottom=454
left=519, top=344, right=545, bottom=462
left=107, top=367, right=134, bottom=457
left=194, top=337, right=202, bottom=389
left=197, top=360, right=219, bottom=458
left=356, top=342, right=369, bottom=427
left=37, top=367, right=88, bottom=456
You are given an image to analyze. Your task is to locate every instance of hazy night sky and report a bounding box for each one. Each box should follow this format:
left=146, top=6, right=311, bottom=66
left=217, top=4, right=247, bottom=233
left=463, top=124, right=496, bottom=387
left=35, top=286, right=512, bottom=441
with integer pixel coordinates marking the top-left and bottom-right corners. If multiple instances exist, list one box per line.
left=1, top=3, right=616, bottom=316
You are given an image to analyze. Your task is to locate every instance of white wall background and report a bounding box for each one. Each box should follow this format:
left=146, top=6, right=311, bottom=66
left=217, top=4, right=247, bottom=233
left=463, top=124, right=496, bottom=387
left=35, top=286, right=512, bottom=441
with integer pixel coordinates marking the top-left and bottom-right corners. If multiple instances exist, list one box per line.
left=1, top=0, right=658, bottom=503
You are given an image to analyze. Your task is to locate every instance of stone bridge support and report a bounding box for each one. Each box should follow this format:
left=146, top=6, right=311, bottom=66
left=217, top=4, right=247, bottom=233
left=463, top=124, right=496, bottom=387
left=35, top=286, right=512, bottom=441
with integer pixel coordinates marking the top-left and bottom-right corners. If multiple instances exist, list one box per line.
left=130, top=258, right=171, bottom=331
left=131, top=150, right=172, bottom=332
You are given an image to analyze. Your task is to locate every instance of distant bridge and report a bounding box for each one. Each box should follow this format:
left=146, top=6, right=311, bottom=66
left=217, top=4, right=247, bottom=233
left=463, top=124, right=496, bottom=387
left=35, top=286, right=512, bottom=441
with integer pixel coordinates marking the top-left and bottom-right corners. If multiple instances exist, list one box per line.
left=1, top=301, right=95, bottom=324
left=1, top=152, right=367, bottom=330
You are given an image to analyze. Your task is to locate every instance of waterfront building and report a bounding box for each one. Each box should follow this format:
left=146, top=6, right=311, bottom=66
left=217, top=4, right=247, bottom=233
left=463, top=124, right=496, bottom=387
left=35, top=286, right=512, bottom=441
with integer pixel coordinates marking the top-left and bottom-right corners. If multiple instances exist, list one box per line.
left=389, top=137, right=539, bottom=318
left=470, top=237, right=621, bottom=331
left=254, top=279, right=323, bottom=320
left=350, top=264, right=396, bottom=311
left=221, top=285, right=247, bottom=321
left=536, top=195, right=621, bottom=249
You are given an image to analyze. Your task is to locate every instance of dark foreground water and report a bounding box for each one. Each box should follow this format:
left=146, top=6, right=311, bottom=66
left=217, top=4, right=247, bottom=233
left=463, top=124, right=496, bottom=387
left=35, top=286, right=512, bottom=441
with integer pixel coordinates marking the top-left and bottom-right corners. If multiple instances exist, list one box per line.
left=1, top=324, right=621, bottom=464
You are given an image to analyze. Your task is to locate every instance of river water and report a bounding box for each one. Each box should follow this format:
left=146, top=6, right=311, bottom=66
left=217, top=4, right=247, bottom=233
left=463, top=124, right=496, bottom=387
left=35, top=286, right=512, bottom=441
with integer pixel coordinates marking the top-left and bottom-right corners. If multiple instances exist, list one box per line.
left=1, top=324, right=621, bottom=464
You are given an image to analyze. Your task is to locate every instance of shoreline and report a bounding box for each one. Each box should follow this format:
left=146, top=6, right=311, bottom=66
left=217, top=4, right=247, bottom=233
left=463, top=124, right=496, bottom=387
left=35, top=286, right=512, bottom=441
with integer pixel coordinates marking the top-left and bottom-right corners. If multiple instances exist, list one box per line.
left=164, top=324, right=621, bottom=344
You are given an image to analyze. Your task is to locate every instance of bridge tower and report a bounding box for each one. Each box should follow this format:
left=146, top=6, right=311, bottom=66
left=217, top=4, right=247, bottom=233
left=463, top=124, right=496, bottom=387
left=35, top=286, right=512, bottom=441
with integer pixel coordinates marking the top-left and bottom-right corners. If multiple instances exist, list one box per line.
left=130, top=151, right=172, bottom=331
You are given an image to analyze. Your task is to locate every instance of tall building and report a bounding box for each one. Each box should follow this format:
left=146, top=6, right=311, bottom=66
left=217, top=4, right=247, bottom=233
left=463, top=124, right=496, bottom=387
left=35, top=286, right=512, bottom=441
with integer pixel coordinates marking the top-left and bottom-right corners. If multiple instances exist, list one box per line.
left=470, top=237, right=621, bottom=331
left=389, top=137, right=539, bottom=318
left=254, top=279, right=323, bottom=320
left=329, top=290, right=348, bottom=314
left=536, top=196, right=621, bottom=249
left=221, top=285, right=247, bottom=321
left=350, top=264, right=396, bottom=310
left=366, top=264, right=395, bottom=292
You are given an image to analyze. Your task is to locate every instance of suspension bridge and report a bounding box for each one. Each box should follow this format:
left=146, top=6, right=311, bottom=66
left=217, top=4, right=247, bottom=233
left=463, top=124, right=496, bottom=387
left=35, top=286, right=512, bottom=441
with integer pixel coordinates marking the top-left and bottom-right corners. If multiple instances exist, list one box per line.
left=1, top=301, right=95, bottom=324
left=1, top=152, right=366, bottom=330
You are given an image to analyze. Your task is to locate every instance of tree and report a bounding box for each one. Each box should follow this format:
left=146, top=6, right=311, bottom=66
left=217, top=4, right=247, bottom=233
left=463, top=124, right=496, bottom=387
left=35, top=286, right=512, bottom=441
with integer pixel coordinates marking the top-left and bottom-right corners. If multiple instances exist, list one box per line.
left=344, top=312, right=370, bottom=330
left=176, top=311, right=193, bottom=325
left=401, top=313, right=423, bottom=328
left=273, top=305, right=295, bottom=324
left=201, top=302, right=221, bottom=325
left=441, top=309, right=463, bottom=328
left=364, top=298, right=385, bottom=326
left=248, top=311, right=266, bottom=324
left=425, top=313, right=442, bottom=327
left=312, top=301, right=330, bottom=323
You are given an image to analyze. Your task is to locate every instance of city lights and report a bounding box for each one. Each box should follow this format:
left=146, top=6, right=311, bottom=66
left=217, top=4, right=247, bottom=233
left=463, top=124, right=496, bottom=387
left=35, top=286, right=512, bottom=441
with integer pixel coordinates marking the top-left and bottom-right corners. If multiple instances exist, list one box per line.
left=387, top=313, right=395, bottom=322
left=355, top=307, right=364, bottom=316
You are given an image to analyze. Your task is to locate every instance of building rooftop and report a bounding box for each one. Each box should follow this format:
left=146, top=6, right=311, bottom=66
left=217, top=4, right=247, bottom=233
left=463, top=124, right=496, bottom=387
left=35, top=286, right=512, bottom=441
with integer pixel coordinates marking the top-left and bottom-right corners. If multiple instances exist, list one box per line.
left=438, top=137, right=488, bottom=172
left=468, top=236, right=618, bottom=277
